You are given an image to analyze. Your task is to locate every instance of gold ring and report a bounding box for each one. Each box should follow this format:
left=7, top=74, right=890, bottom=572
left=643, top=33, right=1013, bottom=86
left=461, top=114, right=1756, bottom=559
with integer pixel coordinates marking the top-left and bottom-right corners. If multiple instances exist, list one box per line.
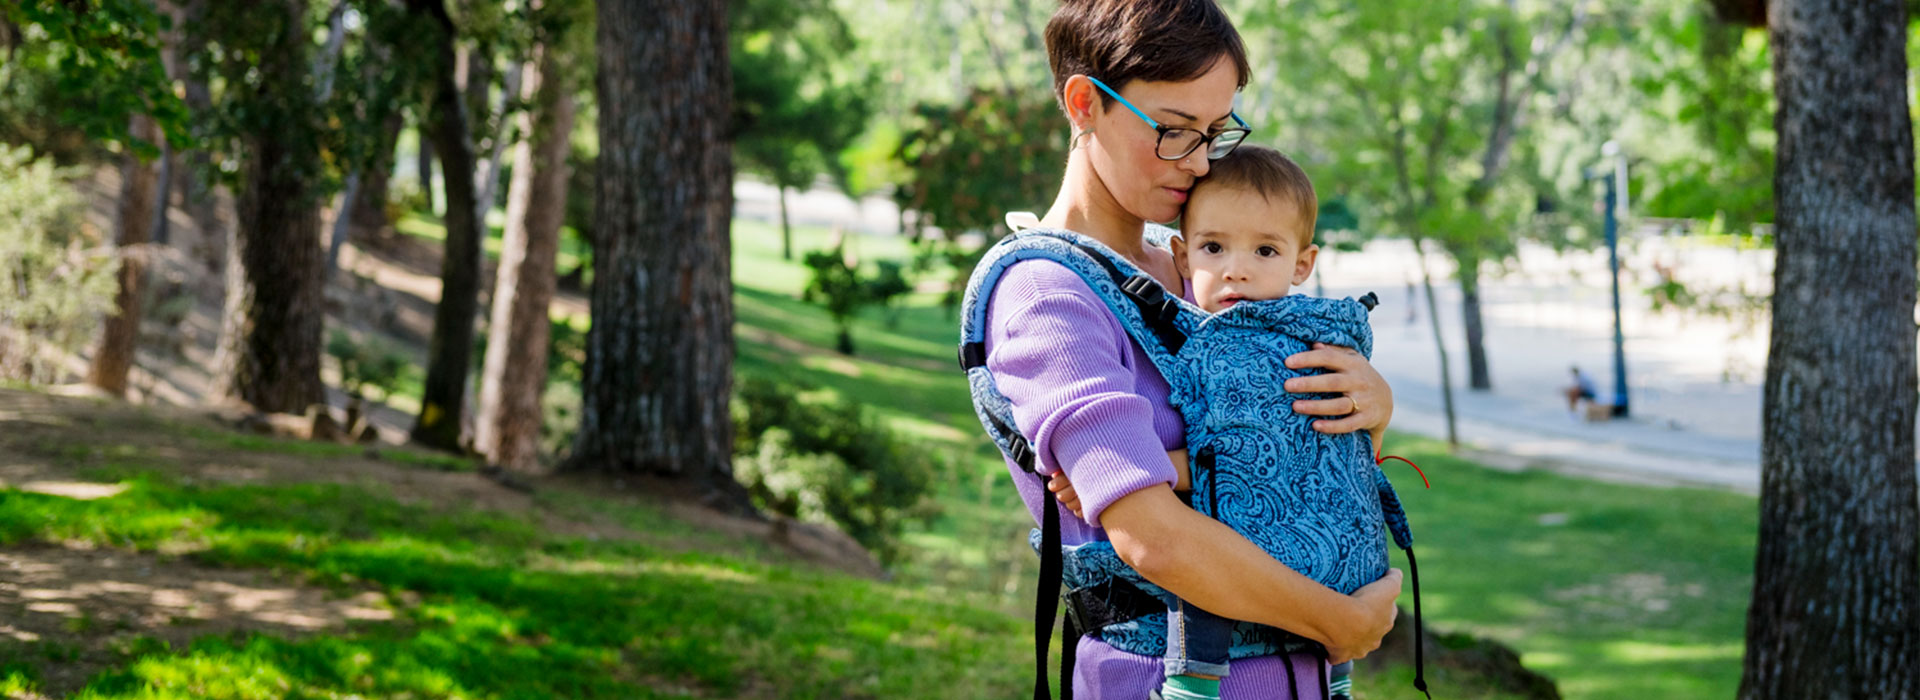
left=1348, top=396, right=1361, bottom=414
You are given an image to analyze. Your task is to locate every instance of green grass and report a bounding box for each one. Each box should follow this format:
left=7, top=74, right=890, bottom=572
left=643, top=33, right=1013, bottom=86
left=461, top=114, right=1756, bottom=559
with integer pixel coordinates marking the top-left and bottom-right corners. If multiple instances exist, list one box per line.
left=0, top=471, right=1029, bottom=699
left=393, top=209, right=592, bottom=275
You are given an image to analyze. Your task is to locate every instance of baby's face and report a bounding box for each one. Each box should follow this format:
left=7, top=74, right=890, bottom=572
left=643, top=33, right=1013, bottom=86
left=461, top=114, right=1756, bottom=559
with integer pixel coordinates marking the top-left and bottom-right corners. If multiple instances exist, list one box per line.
left=1175, top=187, right=1318, bottom=313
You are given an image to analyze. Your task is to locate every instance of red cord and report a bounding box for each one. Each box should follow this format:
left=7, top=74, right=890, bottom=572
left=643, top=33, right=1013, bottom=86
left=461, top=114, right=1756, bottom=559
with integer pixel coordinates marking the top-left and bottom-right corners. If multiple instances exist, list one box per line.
left=1377, top=454, right=1430, bottom=489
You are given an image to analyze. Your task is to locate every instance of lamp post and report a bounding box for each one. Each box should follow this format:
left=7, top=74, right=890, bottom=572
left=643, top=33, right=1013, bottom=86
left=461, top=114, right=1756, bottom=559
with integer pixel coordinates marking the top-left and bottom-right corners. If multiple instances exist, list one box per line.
left=1600, top=140, right=1630, bottom=418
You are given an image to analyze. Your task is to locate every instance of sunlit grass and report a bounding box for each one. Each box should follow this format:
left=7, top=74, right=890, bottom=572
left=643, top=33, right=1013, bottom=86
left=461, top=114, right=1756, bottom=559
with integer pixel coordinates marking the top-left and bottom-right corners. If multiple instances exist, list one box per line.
left=0, top=473, right=1030, bottom=698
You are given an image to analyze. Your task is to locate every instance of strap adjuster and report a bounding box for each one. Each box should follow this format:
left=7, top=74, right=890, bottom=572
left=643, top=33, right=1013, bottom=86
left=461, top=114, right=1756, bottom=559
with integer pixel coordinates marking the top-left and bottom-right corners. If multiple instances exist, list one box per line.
left=1008, top=436, right=1037, bottom=473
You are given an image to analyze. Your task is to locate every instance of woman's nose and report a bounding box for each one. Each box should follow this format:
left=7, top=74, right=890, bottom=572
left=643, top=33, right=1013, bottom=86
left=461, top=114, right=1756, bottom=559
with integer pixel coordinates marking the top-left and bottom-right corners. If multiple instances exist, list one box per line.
left=1179, top=151, right=1211, bottom=178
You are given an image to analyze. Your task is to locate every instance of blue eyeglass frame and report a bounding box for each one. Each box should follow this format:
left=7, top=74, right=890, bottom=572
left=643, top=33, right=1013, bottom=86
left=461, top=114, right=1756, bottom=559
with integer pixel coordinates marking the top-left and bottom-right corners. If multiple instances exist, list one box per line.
left=1085, top=75, right=1252, bottom=161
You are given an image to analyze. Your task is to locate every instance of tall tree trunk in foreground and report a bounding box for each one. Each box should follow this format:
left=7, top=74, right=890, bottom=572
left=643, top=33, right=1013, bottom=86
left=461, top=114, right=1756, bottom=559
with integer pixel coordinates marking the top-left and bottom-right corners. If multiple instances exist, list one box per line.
left=1740, top=0, right=1919, bottom=696
left=214, top=0, right=327, bottom=413
left=567, top=0, right=749, bottom=512
left=477, top=38, right=572, bottom=472
left=408, top=0, right=485, bottom=451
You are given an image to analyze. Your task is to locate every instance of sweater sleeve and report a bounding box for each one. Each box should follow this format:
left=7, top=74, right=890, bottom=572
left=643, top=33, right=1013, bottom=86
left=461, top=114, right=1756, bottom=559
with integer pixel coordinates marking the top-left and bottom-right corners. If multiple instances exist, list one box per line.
left=985, top=261, right=1179, bottom=528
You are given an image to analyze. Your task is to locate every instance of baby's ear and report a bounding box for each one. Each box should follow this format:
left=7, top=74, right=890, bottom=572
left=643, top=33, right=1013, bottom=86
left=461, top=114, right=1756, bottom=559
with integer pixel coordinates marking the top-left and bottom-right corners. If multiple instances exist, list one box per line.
left=1171, top=235, right=1191, bottom=278
left=1293, top=243, right=1320, bottom=286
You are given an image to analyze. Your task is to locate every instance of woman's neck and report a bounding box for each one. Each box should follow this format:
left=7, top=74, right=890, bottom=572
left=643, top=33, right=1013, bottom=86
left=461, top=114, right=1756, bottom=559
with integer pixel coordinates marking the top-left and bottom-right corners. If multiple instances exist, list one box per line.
left=1040, top=150, right=1150, bottom=261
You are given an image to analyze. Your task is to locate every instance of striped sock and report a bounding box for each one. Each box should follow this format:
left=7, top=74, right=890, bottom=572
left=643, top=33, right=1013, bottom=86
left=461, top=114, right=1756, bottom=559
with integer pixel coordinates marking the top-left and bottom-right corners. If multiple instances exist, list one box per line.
left=1328, top=671, right=1353, bottom=700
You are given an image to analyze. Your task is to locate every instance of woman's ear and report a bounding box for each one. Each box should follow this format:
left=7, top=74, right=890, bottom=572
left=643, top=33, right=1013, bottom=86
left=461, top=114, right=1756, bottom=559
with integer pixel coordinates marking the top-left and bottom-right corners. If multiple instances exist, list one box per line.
left=1062, top=74, right=1099, bottom=126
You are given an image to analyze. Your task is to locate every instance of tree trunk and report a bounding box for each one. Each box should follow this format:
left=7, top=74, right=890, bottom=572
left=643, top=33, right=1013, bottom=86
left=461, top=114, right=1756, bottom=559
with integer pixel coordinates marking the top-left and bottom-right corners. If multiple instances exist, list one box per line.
left=1458, top=258, right=1491, bottom=391
left=417, top=123, right=436, bottom=214
left=214, top=0, right=326, bottom=414
left=88, top=114, right=162, bottom=398
left=474, top=63, right=523, bottom=223
left=408, top=0, right=484, bottom=452
left=779, top=184, right=792, bottom=260
left=1741, top=1, right=1919, bottom=697
left=1411, top=235, right=1459, bottom=446
left=568, top=0, right=749, bottom=511
left=169, top=0, right=225, bottom=273
left=477, top=43, right=571, bottom=473
left=328, top=111, right=405, bottom=275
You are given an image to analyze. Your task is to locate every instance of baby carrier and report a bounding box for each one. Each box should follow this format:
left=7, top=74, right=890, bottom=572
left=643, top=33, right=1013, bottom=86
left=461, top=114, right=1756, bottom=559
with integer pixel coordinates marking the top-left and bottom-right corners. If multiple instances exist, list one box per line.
left=958, top=227, right=1428, bottom=700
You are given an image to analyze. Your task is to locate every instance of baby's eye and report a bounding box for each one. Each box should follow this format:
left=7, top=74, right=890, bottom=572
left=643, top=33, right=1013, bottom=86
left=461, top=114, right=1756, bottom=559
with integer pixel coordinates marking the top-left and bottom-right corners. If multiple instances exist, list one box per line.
left=1201, top=242, right=1223, bottom=255
left=1257, top=246, right=1280, bottom=257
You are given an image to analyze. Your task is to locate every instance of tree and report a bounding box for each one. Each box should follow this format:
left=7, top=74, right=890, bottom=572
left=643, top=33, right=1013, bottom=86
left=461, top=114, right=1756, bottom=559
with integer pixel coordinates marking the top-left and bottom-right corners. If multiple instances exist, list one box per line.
left=895, top=87, right=1067, bottom=311
left=1740, top=0, right=1919, bottom=695
left=407, top=0, right=487, bottom=451
left=204, top=0, right=329, bottom=414
left=731, top=0, right=871, bottom=260
left=87, top=114, right=161, bottom=397
left=565, top=0, right=749, bottom=511
left=476, top=0, right=584, bottom=472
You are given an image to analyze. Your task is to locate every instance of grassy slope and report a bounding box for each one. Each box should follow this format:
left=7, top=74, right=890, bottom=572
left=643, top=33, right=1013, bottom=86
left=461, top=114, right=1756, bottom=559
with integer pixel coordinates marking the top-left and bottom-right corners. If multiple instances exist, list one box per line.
left=0, top=212, right=1757, bottom=699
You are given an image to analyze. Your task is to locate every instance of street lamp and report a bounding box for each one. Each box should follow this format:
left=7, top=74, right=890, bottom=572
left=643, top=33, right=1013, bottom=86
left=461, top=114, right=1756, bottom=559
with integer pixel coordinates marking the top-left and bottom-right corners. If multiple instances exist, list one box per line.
left=1598, top=141, right=1630, bottom=418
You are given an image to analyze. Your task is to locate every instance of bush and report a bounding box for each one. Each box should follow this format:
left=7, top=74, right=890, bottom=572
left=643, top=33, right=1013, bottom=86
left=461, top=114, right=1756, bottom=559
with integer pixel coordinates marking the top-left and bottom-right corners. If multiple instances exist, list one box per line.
left=0, top=145, right=119, bottom=384
left=731, top=376, right=938, bottom=564
left=326, top=329, right=409, bottom=403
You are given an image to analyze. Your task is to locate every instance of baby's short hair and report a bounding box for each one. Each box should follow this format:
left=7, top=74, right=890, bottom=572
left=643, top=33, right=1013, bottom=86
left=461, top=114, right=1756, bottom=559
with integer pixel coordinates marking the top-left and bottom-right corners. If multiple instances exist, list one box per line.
left=1191, top=145, right=1318, bottom=244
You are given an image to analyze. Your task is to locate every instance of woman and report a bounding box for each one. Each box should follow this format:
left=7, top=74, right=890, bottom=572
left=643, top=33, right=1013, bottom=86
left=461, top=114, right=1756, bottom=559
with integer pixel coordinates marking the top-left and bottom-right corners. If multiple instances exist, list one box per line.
left=982, top=1, right=1404, bottom=696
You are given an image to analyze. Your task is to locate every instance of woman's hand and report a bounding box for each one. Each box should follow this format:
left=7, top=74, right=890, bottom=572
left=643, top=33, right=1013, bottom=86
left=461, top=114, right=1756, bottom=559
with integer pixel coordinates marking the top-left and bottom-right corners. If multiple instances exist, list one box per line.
left=1324, top=568, right=1404, bottom=665
left=1284, top=342, right=1394, bottom=441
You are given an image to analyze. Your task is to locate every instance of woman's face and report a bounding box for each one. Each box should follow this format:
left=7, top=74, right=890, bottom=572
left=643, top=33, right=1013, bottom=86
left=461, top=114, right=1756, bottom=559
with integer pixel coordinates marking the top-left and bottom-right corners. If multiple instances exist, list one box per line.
left=1080, top=57, right=1242, bottom=225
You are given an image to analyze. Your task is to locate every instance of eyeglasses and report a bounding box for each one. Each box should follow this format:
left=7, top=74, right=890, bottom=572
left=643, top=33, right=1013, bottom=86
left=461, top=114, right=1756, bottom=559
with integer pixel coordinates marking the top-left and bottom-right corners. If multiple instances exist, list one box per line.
left=1087, top=76, right=1252, bottom=161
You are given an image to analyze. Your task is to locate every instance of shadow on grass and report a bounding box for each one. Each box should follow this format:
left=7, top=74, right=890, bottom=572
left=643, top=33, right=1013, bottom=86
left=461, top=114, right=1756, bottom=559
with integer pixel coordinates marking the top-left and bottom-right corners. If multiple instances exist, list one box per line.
left=1, top=477, right=1027, bottom=699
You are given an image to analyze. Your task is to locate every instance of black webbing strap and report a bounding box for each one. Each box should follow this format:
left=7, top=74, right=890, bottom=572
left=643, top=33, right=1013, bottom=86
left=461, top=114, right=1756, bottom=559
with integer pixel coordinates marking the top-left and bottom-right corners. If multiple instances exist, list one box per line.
left=1406, top=547, right=1431, bottom=700
left=959, top=341, right=988, bottom=370
left=1035, top=476, right=1065, bottom=700
left=1063, top=577, right=1163, bottom=634
left=1061, top=241, right=1188, bottom=356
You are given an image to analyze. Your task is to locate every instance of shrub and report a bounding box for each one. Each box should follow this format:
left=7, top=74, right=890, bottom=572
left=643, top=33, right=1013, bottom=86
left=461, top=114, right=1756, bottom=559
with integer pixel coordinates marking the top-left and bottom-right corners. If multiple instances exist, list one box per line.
left=731, top=376, right=938, bottom=564
left=0, top=145, right=119, bottom=384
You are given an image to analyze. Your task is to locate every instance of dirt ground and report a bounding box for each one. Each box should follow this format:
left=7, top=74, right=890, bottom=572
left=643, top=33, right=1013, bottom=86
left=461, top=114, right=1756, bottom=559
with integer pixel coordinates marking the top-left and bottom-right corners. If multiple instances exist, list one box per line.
left=0, top=387, right=878, bottom=697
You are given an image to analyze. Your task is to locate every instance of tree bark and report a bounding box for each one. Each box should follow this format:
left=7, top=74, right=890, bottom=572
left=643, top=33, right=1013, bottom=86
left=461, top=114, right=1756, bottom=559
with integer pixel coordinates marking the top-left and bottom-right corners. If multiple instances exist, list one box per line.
left=477, top=42, right=571, bottom=473
left=1741, top=0, right=1920, bottom=697
left=567, top=0, right=749, bottom=511
left=408, top=0, right=485, bottom=452
left=1458, top=258, right=1491, bottom=391
left=213, top=0, right=326, bottom=414
left=88, top=114, right=162, bottom=398
left=779, top=184, right=792, bottom=260
left=416, top=123, right=436, bottom=214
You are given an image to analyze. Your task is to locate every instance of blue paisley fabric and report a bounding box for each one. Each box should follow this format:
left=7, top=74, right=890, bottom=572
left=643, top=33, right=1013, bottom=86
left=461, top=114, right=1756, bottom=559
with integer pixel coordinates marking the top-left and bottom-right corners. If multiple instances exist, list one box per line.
left=965, top=228, right=1415, bottom=661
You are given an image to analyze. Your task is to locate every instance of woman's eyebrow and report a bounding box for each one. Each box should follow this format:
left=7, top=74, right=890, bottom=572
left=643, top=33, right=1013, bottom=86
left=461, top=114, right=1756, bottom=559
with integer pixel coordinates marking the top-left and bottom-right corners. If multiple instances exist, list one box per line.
left=1155, top=107, right=1231, bottom=128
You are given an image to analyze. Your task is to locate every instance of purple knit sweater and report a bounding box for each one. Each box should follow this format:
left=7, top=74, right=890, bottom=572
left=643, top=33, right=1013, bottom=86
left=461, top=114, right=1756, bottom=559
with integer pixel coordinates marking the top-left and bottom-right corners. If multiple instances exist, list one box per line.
left=985, top=258, right=1331, bottom=699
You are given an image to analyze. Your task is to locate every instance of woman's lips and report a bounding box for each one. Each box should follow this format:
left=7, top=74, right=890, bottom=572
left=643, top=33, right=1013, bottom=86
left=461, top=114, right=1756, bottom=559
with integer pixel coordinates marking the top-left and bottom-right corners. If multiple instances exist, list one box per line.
left=1165, top=187, right=1188, bottom=203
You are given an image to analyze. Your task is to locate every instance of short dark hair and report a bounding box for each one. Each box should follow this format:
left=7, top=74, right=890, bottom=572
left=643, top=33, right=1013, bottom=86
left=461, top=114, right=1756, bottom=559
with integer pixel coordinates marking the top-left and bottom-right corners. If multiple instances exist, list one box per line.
left=1044, top=0, right=1252, bottom=113
left=1191, top=145, right=1318, bottom=245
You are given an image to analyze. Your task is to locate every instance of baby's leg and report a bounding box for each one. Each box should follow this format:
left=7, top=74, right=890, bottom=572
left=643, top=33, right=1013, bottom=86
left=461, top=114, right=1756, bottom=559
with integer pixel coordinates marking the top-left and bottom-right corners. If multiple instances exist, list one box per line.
left=1158, top=598, right=1231, bottom=700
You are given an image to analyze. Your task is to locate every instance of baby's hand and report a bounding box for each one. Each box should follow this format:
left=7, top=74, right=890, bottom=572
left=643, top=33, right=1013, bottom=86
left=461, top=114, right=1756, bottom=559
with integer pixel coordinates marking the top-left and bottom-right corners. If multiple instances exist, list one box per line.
left=1046, top=472, right=1083, bottom=520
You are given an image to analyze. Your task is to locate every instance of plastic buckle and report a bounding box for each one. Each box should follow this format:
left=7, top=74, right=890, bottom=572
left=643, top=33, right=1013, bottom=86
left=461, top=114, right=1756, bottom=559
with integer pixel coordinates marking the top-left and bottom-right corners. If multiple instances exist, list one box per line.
left=1009, top=437, right=1037, bottom=473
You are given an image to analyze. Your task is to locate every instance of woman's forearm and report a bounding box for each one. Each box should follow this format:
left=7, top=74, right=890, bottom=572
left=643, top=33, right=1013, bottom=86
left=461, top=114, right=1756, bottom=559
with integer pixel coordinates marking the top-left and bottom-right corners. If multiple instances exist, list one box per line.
left=1099, top=484, right=1364, bottom=649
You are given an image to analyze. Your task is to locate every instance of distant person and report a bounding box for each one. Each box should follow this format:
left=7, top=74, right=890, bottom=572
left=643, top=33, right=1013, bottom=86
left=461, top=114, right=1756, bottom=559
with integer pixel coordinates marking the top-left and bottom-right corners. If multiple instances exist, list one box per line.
left=1404, top=279, right=1417, bottom=325
left=1565, top=366, right=1599, bottom=418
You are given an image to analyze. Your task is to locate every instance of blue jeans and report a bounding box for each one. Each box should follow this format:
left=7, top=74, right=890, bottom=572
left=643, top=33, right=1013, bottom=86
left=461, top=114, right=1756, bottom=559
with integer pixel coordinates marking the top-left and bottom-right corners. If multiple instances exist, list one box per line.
left=1163, top=597, right=1232, bottom=678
